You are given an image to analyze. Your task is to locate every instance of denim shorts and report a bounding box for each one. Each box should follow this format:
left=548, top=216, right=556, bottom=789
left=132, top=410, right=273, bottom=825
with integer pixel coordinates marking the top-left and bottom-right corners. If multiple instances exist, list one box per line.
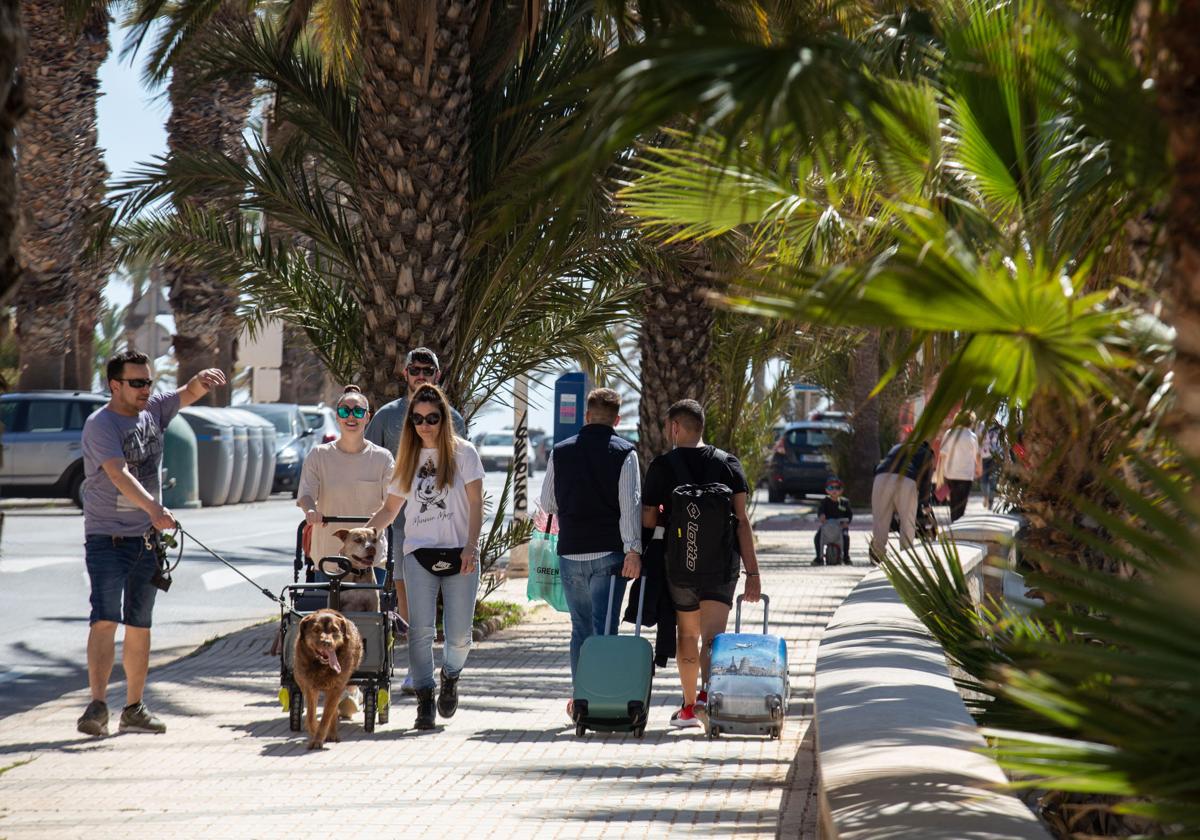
left=85, top=535, right=159, bottom=628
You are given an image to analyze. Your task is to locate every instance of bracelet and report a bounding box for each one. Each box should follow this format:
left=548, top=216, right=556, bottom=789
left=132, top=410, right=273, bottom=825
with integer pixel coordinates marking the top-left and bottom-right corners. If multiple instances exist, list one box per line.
left=746, top=573, right=760, bottom=577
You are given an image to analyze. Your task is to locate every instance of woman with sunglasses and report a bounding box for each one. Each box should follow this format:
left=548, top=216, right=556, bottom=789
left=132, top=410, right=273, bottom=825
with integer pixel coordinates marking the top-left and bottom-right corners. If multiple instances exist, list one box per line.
left=367, top=384, right=485, bottom=731
left=297, top=386, right=396, bottom=577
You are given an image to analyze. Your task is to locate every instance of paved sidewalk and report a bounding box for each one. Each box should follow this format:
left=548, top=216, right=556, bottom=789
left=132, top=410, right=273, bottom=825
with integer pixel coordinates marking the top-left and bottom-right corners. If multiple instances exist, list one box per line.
left=0, top=528, right=866, bottom=839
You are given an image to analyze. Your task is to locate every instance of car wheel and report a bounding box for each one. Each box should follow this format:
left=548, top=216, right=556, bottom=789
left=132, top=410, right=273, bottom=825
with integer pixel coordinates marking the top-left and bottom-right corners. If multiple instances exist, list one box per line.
left=68, top=467, right=86, bottom=509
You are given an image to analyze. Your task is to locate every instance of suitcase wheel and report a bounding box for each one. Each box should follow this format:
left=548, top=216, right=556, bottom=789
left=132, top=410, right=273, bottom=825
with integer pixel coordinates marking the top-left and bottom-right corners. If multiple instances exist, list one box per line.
left=575, top=723, right=586, bottom=738
left=708, top=725, right=720, bottom=740
left=634, top=725, right=645, bottom=739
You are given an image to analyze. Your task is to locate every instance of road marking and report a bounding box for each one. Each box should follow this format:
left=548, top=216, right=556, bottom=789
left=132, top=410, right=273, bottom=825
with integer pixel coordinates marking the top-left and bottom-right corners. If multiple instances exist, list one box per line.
left=201, top=563, right=289, bottom=591
left=0, top=555, right=79, bottom=574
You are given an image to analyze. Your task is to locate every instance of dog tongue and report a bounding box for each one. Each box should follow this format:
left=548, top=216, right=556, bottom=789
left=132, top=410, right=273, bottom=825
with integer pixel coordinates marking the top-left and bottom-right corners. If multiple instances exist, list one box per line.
left=320, top=647, right=341, bottom=674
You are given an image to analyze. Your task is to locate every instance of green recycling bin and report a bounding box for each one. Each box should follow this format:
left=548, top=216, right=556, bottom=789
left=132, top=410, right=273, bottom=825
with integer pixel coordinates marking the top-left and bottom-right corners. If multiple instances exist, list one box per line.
left=180, top=407, right=235, bottom=506
left=162, top=415, right=201, bottom=509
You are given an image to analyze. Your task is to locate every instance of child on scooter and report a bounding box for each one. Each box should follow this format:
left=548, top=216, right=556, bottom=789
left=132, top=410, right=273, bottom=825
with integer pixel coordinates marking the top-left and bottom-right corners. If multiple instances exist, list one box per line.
left=813, top=477, right=853, bottom=566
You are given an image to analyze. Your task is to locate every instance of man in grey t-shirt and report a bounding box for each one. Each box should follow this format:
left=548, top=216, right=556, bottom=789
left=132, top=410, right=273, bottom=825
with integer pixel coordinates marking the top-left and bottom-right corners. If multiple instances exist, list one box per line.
left=75, top=350, right=226, bottom=738
left=363, top=347, right=468, bottom=453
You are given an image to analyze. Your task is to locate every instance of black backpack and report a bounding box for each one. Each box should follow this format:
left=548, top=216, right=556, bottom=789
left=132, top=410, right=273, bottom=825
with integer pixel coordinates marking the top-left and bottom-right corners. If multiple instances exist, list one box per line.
left=665, top=447, right=738, bottom=582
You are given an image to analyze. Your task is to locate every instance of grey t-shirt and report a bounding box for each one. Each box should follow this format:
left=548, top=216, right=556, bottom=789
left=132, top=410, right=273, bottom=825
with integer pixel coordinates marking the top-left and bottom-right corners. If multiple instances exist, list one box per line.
left=363, top=396, right=467, bottom=457
left=81, top=391, right=182, bottom=536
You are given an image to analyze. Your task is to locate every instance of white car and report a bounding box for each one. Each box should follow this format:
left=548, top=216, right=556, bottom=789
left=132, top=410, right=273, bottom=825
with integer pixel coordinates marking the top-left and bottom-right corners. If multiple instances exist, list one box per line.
left=475, top=431, right=536, bottom=474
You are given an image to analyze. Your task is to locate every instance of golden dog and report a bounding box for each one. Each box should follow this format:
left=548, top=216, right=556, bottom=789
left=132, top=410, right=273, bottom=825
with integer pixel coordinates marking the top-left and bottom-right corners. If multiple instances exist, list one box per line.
left=331, top=527, right=381, bottom=613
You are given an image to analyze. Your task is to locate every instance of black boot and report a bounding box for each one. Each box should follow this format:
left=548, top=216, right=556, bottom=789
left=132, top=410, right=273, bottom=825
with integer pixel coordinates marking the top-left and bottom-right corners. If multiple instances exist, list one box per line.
left=414, top=687, right=435, bottom=730
left=437, top=668, right=459, bottom=719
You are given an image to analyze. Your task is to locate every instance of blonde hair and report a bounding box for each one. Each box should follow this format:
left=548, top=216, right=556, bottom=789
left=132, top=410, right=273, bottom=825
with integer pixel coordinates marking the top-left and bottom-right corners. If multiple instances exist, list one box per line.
left=392, top=384, right=458, bottom=491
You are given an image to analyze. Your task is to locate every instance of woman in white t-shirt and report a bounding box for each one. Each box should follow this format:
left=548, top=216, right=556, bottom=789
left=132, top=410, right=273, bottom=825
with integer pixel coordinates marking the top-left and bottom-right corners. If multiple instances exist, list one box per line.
left=937, top=410, right=981, bottom=522
left=367, top=384, right=484, bottom=731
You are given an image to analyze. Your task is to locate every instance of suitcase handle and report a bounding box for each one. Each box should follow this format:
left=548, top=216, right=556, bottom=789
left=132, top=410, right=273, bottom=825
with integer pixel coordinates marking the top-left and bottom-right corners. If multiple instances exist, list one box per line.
left=735, top=593, right=770, bottom=634
left=605, top=573, right=646, bottom=638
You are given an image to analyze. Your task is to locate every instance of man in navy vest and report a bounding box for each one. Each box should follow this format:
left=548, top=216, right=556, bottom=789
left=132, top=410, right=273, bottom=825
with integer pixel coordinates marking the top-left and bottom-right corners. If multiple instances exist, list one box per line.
left=539, top=388, right=642, bottom=715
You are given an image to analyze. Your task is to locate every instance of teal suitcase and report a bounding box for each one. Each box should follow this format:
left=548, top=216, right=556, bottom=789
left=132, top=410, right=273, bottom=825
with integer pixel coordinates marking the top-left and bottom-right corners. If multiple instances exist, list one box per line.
left=572, top=575, right=652, bottom=738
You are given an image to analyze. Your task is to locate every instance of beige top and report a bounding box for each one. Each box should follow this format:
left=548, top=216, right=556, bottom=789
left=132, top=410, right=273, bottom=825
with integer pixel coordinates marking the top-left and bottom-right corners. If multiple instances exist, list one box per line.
left=298, top=440, right=396, bottom=566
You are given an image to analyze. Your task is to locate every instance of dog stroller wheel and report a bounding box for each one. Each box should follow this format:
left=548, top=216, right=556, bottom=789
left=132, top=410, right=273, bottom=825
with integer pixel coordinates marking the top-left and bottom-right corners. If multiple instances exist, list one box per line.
left=363, top=688, right=377, bottom=733
left=288, top=685, right=303, bottom=732
left=377, top=688, right=389, bottom=726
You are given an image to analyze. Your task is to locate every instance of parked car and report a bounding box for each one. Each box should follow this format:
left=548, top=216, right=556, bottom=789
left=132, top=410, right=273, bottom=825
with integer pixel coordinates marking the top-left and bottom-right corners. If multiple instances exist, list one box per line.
left=300, top=405, right=339, bottom=444
left=0, top=391, right=107, bottom=507
left=242, top=403, right=314, bottom=495
left=766, top=421, right=851, bottom=503
left=475, top=430, right=536, bottom=474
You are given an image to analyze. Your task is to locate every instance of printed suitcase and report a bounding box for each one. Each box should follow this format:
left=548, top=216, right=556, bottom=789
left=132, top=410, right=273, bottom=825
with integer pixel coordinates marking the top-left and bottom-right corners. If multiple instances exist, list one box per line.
left=706, top=594, right=789, bottom=739
left=572, top=575, right=652, bottom=738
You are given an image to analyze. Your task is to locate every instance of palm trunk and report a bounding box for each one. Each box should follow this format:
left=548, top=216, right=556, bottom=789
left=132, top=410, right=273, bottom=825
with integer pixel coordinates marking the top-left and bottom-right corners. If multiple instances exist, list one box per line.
left=13, top=0, right=107, bottom=389
left=355, top=0, right=475, bottom=403
left=637, top=259, right=715, bottom=465
left=844, top=329, right=881, bottom=506
left=1159, top=0, right=1200, bottom=466
left=0, top=0, right=24, bottom=308
left=163, top=6, right=254, bottom=404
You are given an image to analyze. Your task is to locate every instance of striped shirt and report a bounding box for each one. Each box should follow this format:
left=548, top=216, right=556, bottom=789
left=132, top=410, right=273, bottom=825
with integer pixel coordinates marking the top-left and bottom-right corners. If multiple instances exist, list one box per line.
left=539, top=449, right=643, bottom=560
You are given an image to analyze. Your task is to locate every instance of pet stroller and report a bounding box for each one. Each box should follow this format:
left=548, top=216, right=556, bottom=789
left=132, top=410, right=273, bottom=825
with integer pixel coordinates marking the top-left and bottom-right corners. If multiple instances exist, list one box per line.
left=278, top=515, right=396, bottom=732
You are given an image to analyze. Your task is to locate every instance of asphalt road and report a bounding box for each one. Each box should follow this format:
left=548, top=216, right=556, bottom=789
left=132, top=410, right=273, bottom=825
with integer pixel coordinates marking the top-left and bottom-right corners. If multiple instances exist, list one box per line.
left=0, top=469, right=542, bottom=718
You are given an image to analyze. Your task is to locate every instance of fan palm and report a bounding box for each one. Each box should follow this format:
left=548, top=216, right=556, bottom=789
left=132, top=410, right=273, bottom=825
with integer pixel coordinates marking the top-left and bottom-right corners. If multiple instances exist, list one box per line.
left=101, top=5, right=641, bottom=412
left=13, top=0, right=109, bottom=389
left=0, top=0, right=22, bottom=309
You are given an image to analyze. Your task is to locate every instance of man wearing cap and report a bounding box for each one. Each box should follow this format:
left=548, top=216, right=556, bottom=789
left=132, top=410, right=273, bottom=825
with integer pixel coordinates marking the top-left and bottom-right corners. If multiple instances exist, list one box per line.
left=363, top=347, right=468, bottom=694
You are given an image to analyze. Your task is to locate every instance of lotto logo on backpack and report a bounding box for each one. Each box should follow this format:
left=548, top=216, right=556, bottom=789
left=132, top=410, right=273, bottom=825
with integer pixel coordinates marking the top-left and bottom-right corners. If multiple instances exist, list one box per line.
left=685, top=521, right=700, bottom=571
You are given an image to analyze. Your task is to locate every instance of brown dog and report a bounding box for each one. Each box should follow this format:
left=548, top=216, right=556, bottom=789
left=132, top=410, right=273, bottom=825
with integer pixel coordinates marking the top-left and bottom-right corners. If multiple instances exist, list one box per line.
left=294, top=609, right=364, bottom=749
left=332, top=527, right=381, bottom=612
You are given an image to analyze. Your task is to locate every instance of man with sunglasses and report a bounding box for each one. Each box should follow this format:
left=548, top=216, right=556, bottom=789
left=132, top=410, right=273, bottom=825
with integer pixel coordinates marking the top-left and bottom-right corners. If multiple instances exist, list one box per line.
left=76, top=350, right=227, bottom=737
left=363, top=348, right=466, bottom=694
left=363, top=348, right=467, bottom=453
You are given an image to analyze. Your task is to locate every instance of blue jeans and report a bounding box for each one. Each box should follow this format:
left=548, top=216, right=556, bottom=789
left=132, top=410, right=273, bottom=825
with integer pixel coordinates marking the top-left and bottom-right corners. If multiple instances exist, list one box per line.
left=559, top=553, right=627, bottom=679
left=84, top=535, right=159, bottom=627
left=403, top=552, right=480, bottom=691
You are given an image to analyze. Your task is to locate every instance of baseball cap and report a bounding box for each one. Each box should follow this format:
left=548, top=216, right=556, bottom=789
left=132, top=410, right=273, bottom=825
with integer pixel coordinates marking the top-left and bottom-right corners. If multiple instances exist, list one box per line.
left=825, top=477, right=844, bottom=492
left=405, top=347, right=440, bottom=369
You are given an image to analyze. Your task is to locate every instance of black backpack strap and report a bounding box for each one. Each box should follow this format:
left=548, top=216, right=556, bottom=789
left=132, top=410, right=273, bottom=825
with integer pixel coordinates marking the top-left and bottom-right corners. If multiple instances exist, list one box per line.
left=706, top=447, right=731, bottom=485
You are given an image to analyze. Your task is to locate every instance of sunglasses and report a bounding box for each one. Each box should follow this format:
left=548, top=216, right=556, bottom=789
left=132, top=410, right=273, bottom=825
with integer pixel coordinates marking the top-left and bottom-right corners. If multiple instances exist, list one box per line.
left=336, top=405, right=368, bottom=419
left=407, top=365, right=437, bottom=377
left=411, top=412, right=442, bottom=426
left=117, top=378, right=154, bottom=389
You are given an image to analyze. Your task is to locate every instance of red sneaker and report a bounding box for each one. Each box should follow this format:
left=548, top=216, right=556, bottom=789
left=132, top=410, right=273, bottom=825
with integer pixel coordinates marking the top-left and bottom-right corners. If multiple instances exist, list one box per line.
left=670, top=703, right=701, bottom=729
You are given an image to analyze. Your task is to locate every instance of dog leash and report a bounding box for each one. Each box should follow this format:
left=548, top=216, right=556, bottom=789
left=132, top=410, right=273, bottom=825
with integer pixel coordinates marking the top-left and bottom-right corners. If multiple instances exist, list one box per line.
left=171, top=525, right=303, bottom=618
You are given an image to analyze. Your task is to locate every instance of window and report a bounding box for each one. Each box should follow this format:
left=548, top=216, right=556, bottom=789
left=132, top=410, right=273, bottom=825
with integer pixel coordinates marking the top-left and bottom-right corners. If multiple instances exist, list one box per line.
left=482, top=433, right=513, bottom=447
left=67, top=402, right=101, bottom=430
left=25, top=401, right=69, bottom=433
left=787, top=428, right=837, bottom=450
left=0, top=400, right=18, bottom=432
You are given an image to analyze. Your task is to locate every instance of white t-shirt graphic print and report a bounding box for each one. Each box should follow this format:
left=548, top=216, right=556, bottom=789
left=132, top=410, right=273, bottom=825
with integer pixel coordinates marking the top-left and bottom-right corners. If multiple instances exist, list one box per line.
left=387, top=440, right=486, bottom=556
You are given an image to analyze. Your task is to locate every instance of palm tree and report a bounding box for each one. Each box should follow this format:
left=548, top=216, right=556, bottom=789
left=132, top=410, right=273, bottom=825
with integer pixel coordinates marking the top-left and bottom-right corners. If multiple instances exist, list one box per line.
left=1159, top=1, right=1200, bottom=468
left=13, top=0, right=109, bottom=389
left=0, top=0, right=23, bottom=309
left=636, top=253, right=715, bottom=463
left=101, top=6, right=641, bottom=411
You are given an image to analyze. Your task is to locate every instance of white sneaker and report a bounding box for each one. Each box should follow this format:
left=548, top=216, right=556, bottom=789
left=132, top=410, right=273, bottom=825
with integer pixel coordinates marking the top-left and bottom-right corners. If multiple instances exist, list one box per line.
left=338, top=687, right=361, bottom=720
left=401, top=673, right=415, bottom=695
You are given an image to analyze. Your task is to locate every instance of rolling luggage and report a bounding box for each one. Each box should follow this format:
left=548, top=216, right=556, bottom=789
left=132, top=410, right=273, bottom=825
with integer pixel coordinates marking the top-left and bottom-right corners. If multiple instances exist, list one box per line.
left=572, top=575, right=652, bottom=738
left=706, top=594, right=789, bottom=740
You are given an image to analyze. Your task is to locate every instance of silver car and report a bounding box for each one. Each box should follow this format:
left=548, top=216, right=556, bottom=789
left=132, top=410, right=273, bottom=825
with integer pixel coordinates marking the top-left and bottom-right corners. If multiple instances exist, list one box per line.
left=0, top=392, right=107, bottom=507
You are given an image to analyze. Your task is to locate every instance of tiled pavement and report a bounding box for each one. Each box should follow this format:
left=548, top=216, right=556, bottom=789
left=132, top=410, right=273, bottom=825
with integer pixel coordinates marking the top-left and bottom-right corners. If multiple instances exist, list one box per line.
left=0, top=530, right=867, bottom=839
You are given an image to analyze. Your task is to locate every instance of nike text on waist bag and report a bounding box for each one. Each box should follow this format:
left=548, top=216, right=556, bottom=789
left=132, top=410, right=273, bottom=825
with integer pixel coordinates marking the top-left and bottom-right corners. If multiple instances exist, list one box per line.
left=665, top=448, right=738, bottom=581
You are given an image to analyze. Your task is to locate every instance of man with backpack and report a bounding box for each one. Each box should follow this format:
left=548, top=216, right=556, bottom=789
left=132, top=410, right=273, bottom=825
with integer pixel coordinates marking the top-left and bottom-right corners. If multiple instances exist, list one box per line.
left=641, top=399, right=762, bottom=729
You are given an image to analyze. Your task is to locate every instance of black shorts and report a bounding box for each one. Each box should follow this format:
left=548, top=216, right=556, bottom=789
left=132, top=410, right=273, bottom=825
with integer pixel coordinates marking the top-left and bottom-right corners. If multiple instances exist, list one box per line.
left=667, top=573, right=739, bottom=612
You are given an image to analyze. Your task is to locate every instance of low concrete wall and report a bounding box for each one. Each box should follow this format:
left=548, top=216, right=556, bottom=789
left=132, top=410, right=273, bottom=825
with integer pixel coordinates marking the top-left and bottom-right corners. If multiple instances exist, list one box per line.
left=814, top=541, right=1048, bottom=840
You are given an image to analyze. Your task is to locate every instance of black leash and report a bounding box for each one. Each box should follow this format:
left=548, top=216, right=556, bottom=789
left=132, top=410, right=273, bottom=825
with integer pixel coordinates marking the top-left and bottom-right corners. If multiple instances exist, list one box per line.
left=169, top=525, right=302, bottom=618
